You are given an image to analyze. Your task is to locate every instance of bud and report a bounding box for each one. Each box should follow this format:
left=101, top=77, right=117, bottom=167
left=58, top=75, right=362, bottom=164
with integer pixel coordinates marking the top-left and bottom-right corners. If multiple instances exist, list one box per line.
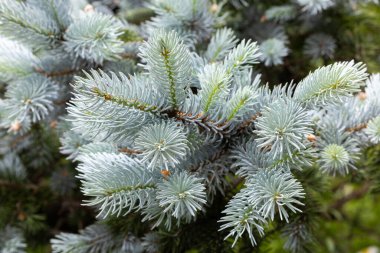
left=18, top=211, right=27, bottom=221
left=50, top=120, right=58, bottom=129
left=84, top=4, right=95, bottom=13
left=307, top=134, right=317, bottom=142
left=24, top=99, right=32, bottom=104
left=260, top=15, right=267, bottom=22
left=160, top=169, right=171, bottom=178
left=357, top=91, right=367, bottom=101
left=104, top=93, right=112, bottom=100
left=10, top=121, right=22, bottom=132
left=210, top=3, right=218, bottom=13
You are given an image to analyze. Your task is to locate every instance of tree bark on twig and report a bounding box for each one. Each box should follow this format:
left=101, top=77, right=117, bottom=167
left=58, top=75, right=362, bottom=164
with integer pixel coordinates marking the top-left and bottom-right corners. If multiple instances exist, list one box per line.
left=330, top=182, right=371, bottom=210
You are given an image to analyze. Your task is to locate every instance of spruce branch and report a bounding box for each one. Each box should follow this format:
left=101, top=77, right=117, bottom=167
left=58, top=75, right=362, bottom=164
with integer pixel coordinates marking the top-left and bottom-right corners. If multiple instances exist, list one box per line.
left=317, top=129, right=360, bottom=176
left=77, top=153, right=157, bottom=218
left=135, top=121, right=190, bottom=170
left=246, top=169, right=305, bottom=222
left=0, top=153, right=26, bottom=182
left=156, top=171, right=207, bottom=220
left=224, top=39, right=261, bottom=74
left=51, top=224, right=124, bottom=253
left=304, top=33, right=336, bottom=59
left=146, top=0, right=215, bottom=45
left=293, top=61, right=368, bottom=105
left=0, top=0, right=61, bottom=48
left=0, top=38, right=40, bottom=81
left=205, top=28, right=238, bottom=62
left=219, top=190, right=266, bottom=247
left=1, top=74, right=59, bottom=128
left=281, top=215, right=314, bottom=252
left=365, top=116, right=380, bottom=143
left=139, top=29, right=194, bottom=110
left=259, top=38, right=289, bottom=66
left=265, top=5, right=297, bottom=23
left=296, top=0, right=335, bottom=15
left=67, top=71, right=161, bottom=144
left=225, top=86, right=258, bottom=122
left=0, top=226, right=27, bottom=253
left=54, top=8, right=380, bottom=251
left=255, top=99, right=313, bottom=160
left=198, top=63, right=231, bottom=113
left=64, top=13, right=124, bottom=64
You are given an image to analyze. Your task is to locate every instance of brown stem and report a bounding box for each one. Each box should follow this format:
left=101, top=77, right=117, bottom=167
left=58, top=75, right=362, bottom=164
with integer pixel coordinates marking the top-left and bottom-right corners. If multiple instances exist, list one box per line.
left=236, top=112, right=262, bottom=132
left=174, top=111, right=227, bottom=129
left=346, top=123, right=368, bottom=133
left=120, top=52, right=139, bottom=59
left=330, top=182, right=371, bottom=210
left=0, top=180, right=39, bottom=191
left=119, top=147, right=143, bottom=155
left=35, top=67, right=78, bottom=77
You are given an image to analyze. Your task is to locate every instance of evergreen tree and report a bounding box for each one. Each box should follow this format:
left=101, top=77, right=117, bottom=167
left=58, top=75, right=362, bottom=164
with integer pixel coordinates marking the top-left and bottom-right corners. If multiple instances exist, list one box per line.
left=0, top=0, right=379, bottom=252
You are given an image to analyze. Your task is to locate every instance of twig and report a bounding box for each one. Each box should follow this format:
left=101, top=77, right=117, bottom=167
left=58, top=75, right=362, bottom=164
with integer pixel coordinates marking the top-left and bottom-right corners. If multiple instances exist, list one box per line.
left=346, top=123, right=368, bottom=133
left=330, top=182, right=371, bottom=210
left=119, top=147, right=143, bottom=155
left=0, top=180, right=39, bottom=191
left=35, top=67, right=78, bottom=77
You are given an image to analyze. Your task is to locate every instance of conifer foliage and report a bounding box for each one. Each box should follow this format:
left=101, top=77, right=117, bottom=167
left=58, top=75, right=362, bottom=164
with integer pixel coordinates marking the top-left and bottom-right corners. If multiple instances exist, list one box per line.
left=0, top=0, right=379, bottom=252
